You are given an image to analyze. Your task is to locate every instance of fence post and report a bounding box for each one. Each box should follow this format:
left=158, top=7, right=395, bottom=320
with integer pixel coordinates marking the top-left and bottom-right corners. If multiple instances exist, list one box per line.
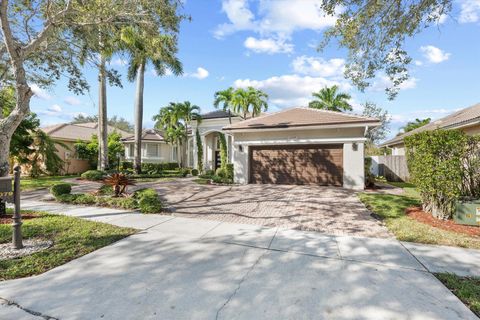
left=12, top=166, right=23, bottom=249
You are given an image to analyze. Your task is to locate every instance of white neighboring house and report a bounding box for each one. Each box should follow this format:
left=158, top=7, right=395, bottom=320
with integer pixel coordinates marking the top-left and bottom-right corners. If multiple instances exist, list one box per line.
left=122, top=129, right=178, bottom=164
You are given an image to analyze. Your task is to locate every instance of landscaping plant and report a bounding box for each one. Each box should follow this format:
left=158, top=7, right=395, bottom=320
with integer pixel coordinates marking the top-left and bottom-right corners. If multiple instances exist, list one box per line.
left=50, top=184, right=72, bottom=197
left=103, top=173, right=136, bottom=197
left=405, top=130, right=480, bottom=219
left=196, top=129, right=204, bottom=173
left=81, top=170, right=106, bottom=181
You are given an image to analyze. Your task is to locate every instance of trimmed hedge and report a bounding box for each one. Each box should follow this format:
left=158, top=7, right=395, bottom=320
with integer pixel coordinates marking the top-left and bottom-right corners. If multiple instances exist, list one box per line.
left=191, top=169, right=199, bottom=176
left=50, top=183, right=72, bottom=197
left=53, top=187, right=162, bottom=213
left=120, top=162, right=179, bottom=174
left=405, top=130, right=480, bottom=219
left=81, top=170, right=105, bottom=181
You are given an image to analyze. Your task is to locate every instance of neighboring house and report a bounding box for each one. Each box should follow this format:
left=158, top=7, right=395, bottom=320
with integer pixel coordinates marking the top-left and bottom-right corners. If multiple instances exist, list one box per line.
left=381, top=103, right=480, bottom=155
left=122, top=129, right=178, bottom=164
left=41, top=122, right=130, bottom=174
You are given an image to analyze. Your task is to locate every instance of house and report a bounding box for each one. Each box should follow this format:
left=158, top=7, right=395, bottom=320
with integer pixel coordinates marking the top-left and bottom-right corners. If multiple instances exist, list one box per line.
left=41, top=122, right=130, bottom=174
left=219, top=107, right=380, bottom=190
left=127, top=107, right=378, bottom=189
left=122, top=129, right=178, bottom=164
left=380, top=103, right=480, bottom=155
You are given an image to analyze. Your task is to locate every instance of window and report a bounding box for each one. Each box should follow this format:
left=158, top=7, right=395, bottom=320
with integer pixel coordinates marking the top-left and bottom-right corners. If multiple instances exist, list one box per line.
left=129, top=145, right=134, bottom=157
left=146, top=144, right=158, bottom=157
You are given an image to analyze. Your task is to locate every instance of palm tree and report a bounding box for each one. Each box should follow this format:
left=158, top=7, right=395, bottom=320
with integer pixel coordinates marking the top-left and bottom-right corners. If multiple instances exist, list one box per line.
left=177, top=101, right=201, bottom=167
left=153, top=103, right=185, bottom=166
left=247, top=87, right=268, bottom=117
left=213, top=87, right=235, bottom=123
left=309, top=85, right=352, bottom=112
left=121, top=26, right=182, bottom=174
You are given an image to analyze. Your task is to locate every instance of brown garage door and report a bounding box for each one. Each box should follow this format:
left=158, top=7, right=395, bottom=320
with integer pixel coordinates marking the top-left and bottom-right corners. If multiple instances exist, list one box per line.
left=249, top=145, right=343, bottom=186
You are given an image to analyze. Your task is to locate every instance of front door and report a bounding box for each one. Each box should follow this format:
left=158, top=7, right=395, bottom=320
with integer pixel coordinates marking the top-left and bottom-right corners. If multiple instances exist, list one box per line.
left=214, top=151, right=221, bottom=170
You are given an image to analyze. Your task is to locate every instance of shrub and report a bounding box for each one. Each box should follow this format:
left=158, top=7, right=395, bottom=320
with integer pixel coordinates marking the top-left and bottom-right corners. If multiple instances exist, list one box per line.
left=121, top=161, right=133, bottom=170
left=364, top=157, right=375, bottom=188
left=215, top=167, right=227, bottom=178
left=103, top=173, right=135, bottom=197
left=191, top=169, right=199, bottom=176
left=96, top=196, right=137, bottom=210
left=179, top=168, right=189, bottom=177
left=196, top=129, right=203, bottom=173
left=141, top=162, right=179, bottom=174
left=55, top=194, right=77, bottom=203
left=135, top=188, right=163, bottom=213
left=405, top=130, right=480, bottom=219
left=81, top=170, right=105, bottom=181
left=206, top=169, right=214, bottom=176
left=72, top=194, right=96, bottom=205
left=226, top=163, right=234, bottom=180
left=50, top=183, right=72, bottom=197
left=211, top=175, right=232, bottom=184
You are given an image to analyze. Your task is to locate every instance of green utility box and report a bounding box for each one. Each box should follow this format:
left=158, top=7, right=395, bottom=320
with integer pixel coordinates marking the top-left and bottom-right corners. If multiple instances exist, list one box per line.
left=454, top=200, right=480, bottom=226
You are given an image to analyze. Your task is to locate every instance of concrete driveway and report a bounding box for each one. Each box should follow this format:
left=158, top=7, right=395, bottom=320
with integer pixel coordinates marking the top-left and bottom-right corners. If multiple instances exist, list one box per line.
left=0, top=212, right=476, bottom=320
left=151, top=178, right=391, bottom=238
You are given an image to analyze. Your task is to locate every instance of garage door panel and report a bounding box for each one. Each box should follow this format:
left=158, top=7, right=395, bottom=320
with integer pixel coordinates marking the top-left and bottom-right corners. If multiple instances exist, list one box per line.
left=250, top=145, right=343, bottom=186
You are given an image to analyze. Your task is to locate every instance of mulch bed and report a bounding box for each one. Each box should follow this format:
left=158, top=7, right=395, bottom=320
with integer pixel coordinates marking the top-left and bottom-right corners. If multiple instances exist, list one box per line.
left=0, top=214, right=39, bottom=225
left=406, top=207, right=480, bottom=237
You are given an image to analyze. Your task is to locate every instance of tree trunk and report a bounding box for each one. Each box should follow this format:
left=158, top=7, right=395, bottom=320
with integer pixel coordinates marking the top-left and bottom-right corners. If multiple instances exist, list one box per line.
left=133, top=62, right=145, bottom=174
left=98, top=55, right=109, bottom=171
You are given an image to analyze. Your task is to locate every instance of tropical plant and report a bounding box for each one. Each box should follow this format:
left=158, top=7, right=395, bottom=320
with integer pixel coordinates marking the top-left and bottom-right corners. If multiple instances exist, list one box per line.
left=196, top=129, right=204, bottom=173
left=399, top=118, right=431, bottom=135
left=218, top=132, right=228, bottom=170
left=308, top=85, right=352, bottom=112
left=120, top=17, right=183, bottom=174
left=103, top=173, right=136, bottom=197
left=75, top=132, right=125, bottom=169
left=213, top=87, right=235, bottom=123
left=230, top=87, right=269, bottom=119
left=28, top=130, right=68, bottom=177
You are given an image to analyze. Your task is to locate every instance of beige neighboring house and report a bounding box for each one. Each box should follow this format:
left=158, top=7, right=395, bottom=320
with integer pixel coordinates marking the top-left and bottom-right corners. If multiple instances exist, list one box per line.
left=122, top=129, right=179, bottom=164
left=380, top=103, right=480, bottom=155
left=41, top=122, right=130, bottom=174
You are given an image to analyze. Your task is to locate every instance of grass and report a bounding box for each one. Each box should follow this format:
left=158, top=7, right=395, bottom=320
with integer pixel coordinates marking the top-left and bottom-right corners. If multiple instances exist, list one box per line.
left=133, top=177, right=176, bottom=183
left=20, top=175, right=78, bottom=191
left=387, top=181, right=421, bottom=199
left=436, top=273, right=480, bottom=317
left=358, top=193, right=480, bottom=249
left=0, top=210, right=136, bottom=280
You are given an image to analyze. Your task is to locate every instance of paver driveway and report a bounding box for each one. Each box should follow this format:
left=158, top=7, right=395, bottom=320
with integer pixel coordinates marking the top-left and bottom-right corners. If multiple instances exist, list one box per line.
left=149, top=178, right=391, bottom=238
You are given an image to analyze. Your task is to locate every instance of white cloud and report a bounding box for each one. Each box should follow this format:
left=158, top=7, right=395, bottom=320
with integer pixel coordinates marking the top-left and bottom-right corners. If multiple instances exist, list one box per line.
left=64, top=96, right=81, bottom=106
left=244, top=36, right=293, bottom=54
left=30, top=84, right=52, bottom=100
left=48, top=104, right=62, bottom=113
left=292, top=56, right=345, bottom=78
left=420, top=45, right=451, bottom=63
left=414, top=60, right=423, bottom=66
left=233, top=74, right=350, bottom=108
left=459, top=0, right=480, bottom=23
left=214, top=0, right=337, bottom=47
left=188, top=67, right=209, bottom=79
left=370, top=75, right=418, bottom=92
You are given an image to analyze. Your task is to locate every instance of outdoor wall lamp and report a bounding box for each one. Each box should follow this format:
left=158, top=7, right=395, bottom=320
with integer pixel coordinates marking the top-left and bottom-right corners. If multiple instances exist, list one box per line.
left=352, top=142, right=358, bottom=151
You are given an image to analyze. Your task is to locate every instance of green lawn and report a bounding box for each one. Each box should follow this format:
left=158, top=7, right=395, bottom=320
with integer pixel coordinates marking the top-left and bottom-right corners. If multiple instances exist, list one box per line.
left=20, top=175, right=79, bottom=191
left=358, top=193, right=480, bottom=249
left=387, top=181, right=421, bottom=199
left=0, top=210, right=136, bottom=280
left=436, top=273, right=480, bottom=317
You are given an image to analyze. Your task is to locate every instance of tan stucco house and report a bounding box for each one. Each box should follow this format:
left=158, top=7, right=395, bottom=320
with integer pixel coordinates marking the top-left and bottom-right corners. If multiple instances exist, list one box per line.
left=41, top=122, right=130, bottom=174
left=380, top=103, right=480, bottom=155
left=122, top=129, right=179, bottom=164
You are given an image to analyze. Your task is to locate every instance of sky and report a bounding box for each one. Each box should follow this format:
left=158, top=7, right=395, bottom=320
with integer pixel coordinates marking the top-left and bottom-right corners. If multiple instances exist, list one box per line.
left=30, top=0, right=480, bottom=140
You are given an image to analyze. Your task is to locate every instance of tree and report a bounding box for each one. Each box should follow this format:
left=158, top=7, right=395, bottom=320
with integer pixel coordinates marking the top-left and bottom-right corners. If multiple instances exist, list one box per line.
left=308, top=85, right=352, bottom=112
left=319, top=1, right=451, bottom=99
left=213, top=87, right=235, bottom=123
left=361, top=102, right=390, bottom=144
left=75, top=132, right=125, bottom=170
left=231, top=87, right=269, bottom=119
left=120, top=15, right=184, bottom=174
left=71, top=114, right=134, bottom=133
left=399, top=118, right=431, bottom=134
left=0, top=0, right=184, bottom=177
left=28, top=130, right=67, bottom=177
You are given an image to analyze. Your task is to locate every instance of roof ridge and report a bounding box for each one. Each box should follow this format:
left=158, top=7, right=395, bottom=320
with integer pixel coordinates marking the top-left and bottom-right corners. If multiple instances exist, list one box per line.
left=297, top=106, right=377, bottom=121
left=45, top=123, right=68, bottom=135
left=225, top=107, right=292, bottom=127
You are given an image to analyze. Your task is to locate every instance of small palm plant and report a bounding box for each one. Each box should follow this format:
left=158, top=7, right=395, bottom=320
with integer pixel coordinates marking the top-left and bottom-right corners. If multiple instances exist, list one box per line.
left=103, top=173, right=135, bottom=197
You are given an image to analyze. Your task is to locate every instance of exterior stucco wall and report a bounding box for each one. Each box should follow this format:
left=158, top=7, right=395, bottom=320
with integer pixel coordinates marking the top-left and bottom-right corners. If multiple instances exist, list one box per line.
left=228, top=127, right=367, bottom=189
left=123, top=141, right=177, bottom=163
left=461, top=124, right=480, bottom=135
left=392, top=145, right=405, bottom=156
left=342, top=142, right=365, bottom=190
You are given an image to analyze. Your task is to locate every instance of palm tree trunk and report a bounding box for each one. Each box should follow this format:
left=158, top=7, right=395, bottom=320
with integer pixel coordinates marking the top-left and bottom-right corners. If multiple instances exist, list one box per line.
left=133, top=61, right=145, bottom=174
left=98, top=54, right=108, bottom=171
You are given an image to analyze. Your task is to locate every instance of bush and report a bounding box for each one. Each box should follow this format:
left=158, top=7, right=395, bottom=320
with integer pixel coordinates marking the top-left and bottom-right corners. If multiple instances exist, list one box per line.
left=206, top=169, right=214, bottom=176
left=55, top=194, right=77, bottom=203
left=179, top=168, right=189, bottom=177
left=226, top=163, right=234, bottom=180
left=364, top=157, right=375, bottom=188
left=135, top=188, right=163, bottom=213
left=211, top=175, right=233, bottom=184
left=141, top=162, right=179, bottom=174
left=72, top=194, right=96, bottom=205
left=81, top=170, right=105, bottom=181
left=50, top=183, right=72, bottom=197
left=96, top=196, right=137, bottom=210
left=405, top=130, right=480, bottom=219
left=215, top=167, right=227, bottom=178
left=191, top=169, right=199, bottom=176
left=121, top=161, right=133, bottom=170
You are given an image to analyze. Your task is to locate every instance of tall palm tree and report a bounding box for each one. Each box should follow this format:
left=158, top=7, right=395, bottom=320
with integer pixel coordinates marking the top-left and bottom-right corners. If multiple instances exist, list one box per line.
left=121, top=27, right=182, bottom=174
left=247, top=87, right=268, bottom=117
left=177, top=101, right=201, bottom=167
left=213, top=87, right=235, bottom=123
left=153, top=103, right=185, bottom=167
left=308, top=85, right=352, bottom=112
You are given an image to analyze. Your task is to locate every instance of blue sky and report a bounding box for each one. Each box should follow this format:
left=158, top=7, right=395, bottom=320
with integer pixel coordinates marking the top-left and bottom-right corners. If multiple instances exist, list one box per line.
left=30, top=0, right=480, bottom=140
